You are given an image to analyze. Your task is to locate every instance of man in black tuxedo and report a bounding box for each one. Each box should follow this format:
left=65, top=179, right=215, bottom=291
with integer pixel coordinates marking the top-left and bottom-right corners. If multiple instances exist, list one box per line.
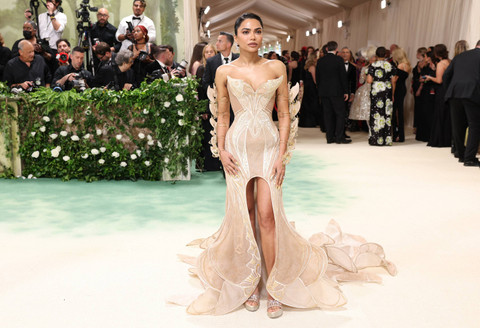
left=202, top=32, right=239, bottom=91
left=316, top=41, right=350, bottom=144
left=444, top=40, right=480, bottom=167
left=146, top=45, right=185, bottom=79
left=341, top=47, right=357, bottom=136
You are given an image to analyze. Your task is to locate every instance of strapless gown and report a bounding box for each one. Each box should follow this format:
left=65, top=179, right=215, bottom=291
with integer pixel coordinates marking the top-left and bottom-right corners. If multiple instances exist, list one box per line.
left=180, top=75, right=396, bottom=315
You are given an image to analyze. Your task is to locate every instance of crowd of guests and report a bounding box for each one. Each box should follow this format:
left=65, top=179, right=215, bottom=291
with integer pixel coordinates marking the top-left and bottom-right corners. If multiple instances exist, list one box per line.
left=0, top=0, right=186, bottom=93
left=250, top=40, right=479, bottom=168
left=0, top=1, right=479, bottom=169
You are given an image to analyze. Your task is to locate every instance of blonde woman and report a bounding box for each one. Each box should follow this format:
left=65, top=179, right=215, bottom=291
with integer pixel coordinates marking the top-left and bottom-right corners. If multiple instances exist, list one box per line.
left=196, top=43, right=217, bottom=80
left=299, top=53, right=321, bottom=127
left=392, top=48, right=412, bottom=142
left=349, top=46, right=376, bottom=124
left=454, top=40, right=469, bottom=57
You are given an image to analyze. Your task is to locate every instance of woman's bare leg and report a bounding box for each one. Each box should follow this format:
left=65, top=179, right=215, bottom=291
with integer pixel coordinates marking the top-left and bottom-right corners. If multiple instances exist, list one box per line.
left=245, top=179, right=259, bottom=306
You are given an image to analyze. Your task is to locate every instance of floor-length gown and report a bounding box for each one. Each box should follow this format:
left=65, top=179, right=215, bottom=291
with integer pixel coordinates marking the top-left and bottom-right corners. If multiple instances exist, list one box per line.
left=393, top=69, right=409, bottom=142
left=349, top=66, right=371, bottom=121
left=368, top=61, right=396, bottom=146
left=299, top=70, right=321, bottom=127
left=428, top=82, right=452, bottom=147
left=180, top=75, right=396, bottom=315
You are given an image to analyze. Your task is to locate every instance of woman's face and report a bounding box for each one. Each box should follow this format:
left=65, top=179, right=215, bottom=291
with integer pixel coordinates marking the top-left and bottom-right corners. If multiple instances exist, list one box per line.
left=234, top=18, right=263, bottom=53
left=204, top=46, right=215, bottom=60
left=133, top=27, right=145, bottom=41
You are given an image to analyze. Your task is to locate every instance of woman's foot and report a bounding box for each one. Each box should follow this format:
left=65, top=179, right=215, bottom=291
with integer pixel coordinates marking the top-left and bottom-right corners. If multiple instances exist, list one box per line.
left=267, top=299, right=283, bottom=318
left=244, top=292, right=260, bottom=312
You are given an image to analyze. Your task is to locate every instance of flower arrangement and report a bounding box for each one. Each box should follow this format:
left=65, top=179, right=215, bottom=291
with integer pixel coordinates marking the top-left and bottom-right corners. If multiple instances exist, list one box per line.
left=1, top=78, right=206, bottom=181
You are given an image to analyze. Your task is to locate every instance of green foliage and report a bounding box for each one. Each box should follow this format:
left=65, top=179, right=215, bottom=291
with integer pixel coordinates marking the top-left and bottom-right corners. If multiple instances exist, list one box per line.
left=0, top=82, right=17, bottom=177
left=1, top=77, right=206, bottom=182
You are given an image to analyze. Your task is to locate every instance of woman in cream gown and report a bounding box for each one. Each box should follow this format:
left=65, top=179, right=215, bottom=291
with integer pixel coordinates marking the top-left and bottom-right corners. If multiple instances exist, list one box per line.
left=181, top=14, right=396, bottom=318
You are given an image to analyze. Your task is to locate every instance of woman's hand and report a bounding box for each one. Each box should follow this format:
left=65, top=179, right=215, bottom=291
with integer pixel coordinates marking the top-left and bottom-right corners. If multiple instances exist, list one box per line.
left=271, top=158, right=286, bottom=188
left=220, top=150, right=239, bottom=176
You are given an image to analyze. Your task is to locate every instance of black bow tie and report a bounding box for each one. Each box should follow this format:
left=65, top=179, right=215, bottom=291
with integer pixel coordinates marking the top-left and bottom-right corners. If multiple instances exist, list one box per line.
left=345, top=63, right=349, bottom=65
left=224, top=57, right=229, bottom=63
left=132, top=16, right=141, bottom=20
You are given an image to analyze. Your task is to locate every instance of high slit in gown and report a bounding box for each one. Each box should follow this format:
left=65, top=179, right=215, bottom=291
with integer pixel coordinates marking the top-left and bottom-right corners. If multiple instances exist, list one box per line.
left=180, top=75, right=396, bottom=315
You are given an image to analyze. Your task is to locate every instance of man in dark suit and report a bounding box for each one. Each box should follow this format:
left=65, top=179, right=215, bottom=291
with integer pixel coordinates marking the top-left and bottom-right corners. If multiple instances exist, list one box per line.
left=316, top=41, right=350, bottom=144
left=202, top=32, right=239, bottom=91
left=146, top=45, right=184, bottom=79
left=341, top=46, right=357, bottom=136
left=444, top=40, right=480, bottom=167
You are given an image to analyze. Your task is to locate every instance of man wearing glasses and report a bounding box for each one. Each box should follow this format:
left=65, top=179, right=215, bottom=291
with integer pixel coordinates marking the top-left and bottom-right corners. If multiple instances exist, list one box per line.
left=90, top=8, right=119, bottom=52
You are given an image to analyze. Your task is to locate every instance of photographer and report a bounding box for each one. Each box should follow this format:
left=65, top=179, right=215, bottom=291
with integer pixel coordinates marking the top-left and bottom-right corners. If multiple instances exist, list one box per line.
left=146, top=45, right=186, bottom=79
left=0, top=33, right=12, bottom=80
left=38, top=0, right=67, bottom=51
left=116, top=0, right=156, bottom=51
left=94, top=42, right=116, bottom=71
left=90, top=8, right=118, bottom=52
left=92, top=49, right=135, bottom=91
left=3, top=40, right=51, bottom=90
left=52, top=46, right=92, bottom=91
left=12, top=21, right=54, bottom=64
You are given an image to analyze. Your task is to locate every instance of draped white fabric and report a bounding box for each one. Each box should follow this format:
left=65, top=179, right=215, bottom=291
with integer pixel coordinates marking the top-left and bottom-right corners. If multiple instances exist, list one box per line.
left=184, top=0, right=199, bottom=70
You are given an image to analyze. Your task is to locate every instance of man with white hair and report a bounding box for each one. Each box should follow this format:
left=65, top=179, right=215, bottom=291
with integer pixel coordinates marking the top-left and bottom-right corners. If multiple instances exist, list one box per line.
left=3, top=40, right=51, bottom=89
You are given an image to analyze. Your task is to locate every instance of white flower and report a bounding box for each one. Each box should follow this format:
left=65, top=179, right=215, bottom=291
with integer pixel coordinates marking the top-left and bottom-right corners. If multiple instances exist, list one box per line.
left=85, top=109, right=91, bottom=115
left=120, top=161, right=127, bottom=167
left=378, top=137, right=384, bottom=145
left=136, top=150, right=141, bottom=156
left=43, top=149, right=47, bottom=152
left=143, top=108, right=149, bottom=114
left=386, top=136, right=392, bottom=145
left=116, top=134, right=122, bottom=140
left=91, top=148, right=100, bottom=155
left=161, top=118, right=166, bottom=124
left=31, top=132, right=36, bottom=137
left=28, top=174, right=34, bottom=179
left=175, top=94, right=184, bottom=102
left=39, top=126, right=46, bottom=132
left=66, top=118, right=73, bottom=124
left=96, top=129, right=102, bottom=136
left=42, top=116, right=50, bottom=122
left=148, top=140, right=154, bottom=146
left=71, top=135, right=80, bottom=141
left=144, top=161, right=151, bottom=166
left=31, top=151, right=40, bottom=158
left=100, top=147, right=106, bottom=153
left=147, top=135, right=152, bottom=141
left=81, top=154, right=89, bottom=159
left=63, top=156, right=70, bottom=161
left=178, top=119, right=184, bottom=126
left=51, top=146, right=61, bottom=158
left=49, top=133, right=58, bottom=140
left=157, top=141, right=162, bottom=148
left=177, top=110, right=185, bottom=116
left=191, top=129, right=196, bottom=135
left=130, top=154, right=137, bottom=160
left=164, top=101, right=171, bottom=108
left=111, top=151, right=120, bottom=158
left=138, top=132, right=145, bottom=139
left=98, top=159, right=105, bottom=165
left=60, top=131, right=68, bottom=137
left=83, top=133, right=91, bottom=139
left=164, top=158, right=169, bottom=163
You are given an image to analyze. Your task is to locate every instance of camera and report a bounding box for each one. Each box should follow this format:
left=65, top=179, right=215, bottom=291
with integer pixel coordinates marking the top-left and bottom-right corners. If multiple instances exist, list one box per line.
left=126, top=21, right=134, bottom=35
left=13, top=77, right=43, bottom=94
left=76, top=0, right=97, bottom=21
left=137, top=50, right=149, bottom=62
left=56, top=51, right=69, bottom=64
left=72, top=72, right=87, bottom=92
left=177, top=60, right=188, bottom=71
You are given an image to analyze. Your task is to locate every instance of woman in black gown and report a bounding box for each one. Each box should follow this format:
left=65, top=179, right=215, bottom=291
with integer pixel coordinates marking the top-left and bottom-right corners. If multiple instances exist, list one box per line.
left=425, top=44, right=451, bottom=147
left=415, top=51, right=436, bottom=142
left=288, top=51, right=301, bottom=87
left=299, top=53, right=320, bottom=127
left=392, top=48, right=411, bottom=142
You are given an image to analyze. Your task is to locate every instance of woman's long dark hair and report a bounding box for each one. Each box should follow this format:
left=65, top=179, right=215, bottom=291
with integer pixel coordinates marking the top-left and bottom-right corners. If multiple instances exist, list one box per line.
left=188, top=41, right=207, bottom=74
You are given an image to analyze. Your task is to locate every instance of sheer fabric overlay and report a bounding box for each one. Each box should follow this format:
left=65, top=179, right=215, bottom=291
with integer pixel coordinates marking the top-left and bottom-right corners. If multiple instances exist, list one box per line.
left=180, top=76, right=396, bottom=315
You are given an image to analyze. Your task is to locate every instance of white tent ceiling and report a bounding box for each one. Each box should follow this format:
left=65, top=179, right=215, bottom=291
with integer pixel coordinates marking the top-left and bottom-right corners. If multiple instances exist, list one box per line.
left=196, top=0, right=371, bottom=44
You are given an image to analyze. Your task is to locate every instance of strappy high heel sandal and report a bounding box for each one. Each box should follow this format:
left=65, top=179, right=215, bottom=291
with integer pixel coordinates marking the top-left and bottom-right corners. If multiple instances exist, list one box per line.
left=244, top=293, right=260, bottom=312
left=267, top=299, right=283, bottom=318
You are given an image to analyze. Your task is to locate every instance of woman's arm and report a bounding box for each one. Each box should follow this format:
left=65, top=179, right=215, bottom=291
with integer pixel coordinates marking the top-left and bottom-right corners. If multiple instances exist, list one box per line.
left=426, top=60, right=448, bottom=84
left=308, top=65, right=316, bottom=84
left=272, top=61, right=290, bottom=187
left=215, top=67, right=238, bottom=176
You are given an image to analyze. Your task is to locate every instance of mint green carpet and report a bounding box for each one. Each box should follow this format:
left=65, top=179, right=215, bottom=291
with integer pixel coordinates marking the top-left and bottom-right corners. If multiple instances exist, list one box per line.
left=0, top=152, right=348, bottom=235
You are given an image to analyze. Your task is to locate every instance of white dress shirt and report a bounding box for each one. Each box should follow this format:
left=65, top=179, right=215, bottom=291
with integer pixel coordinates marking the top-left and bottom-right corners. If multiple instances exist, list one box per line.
left=222, top=52, right=233, bottom=65
left=38, top=10, right=67, bottom=50
left=116, top=14, right=156, bottom=51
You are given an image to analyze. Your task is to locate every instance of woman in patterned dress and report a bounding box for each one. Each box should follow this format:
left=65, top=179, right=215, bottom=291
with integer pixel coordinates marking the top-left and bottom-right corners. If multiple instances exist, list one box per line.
left=366, top=47, right=397, bottom=146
